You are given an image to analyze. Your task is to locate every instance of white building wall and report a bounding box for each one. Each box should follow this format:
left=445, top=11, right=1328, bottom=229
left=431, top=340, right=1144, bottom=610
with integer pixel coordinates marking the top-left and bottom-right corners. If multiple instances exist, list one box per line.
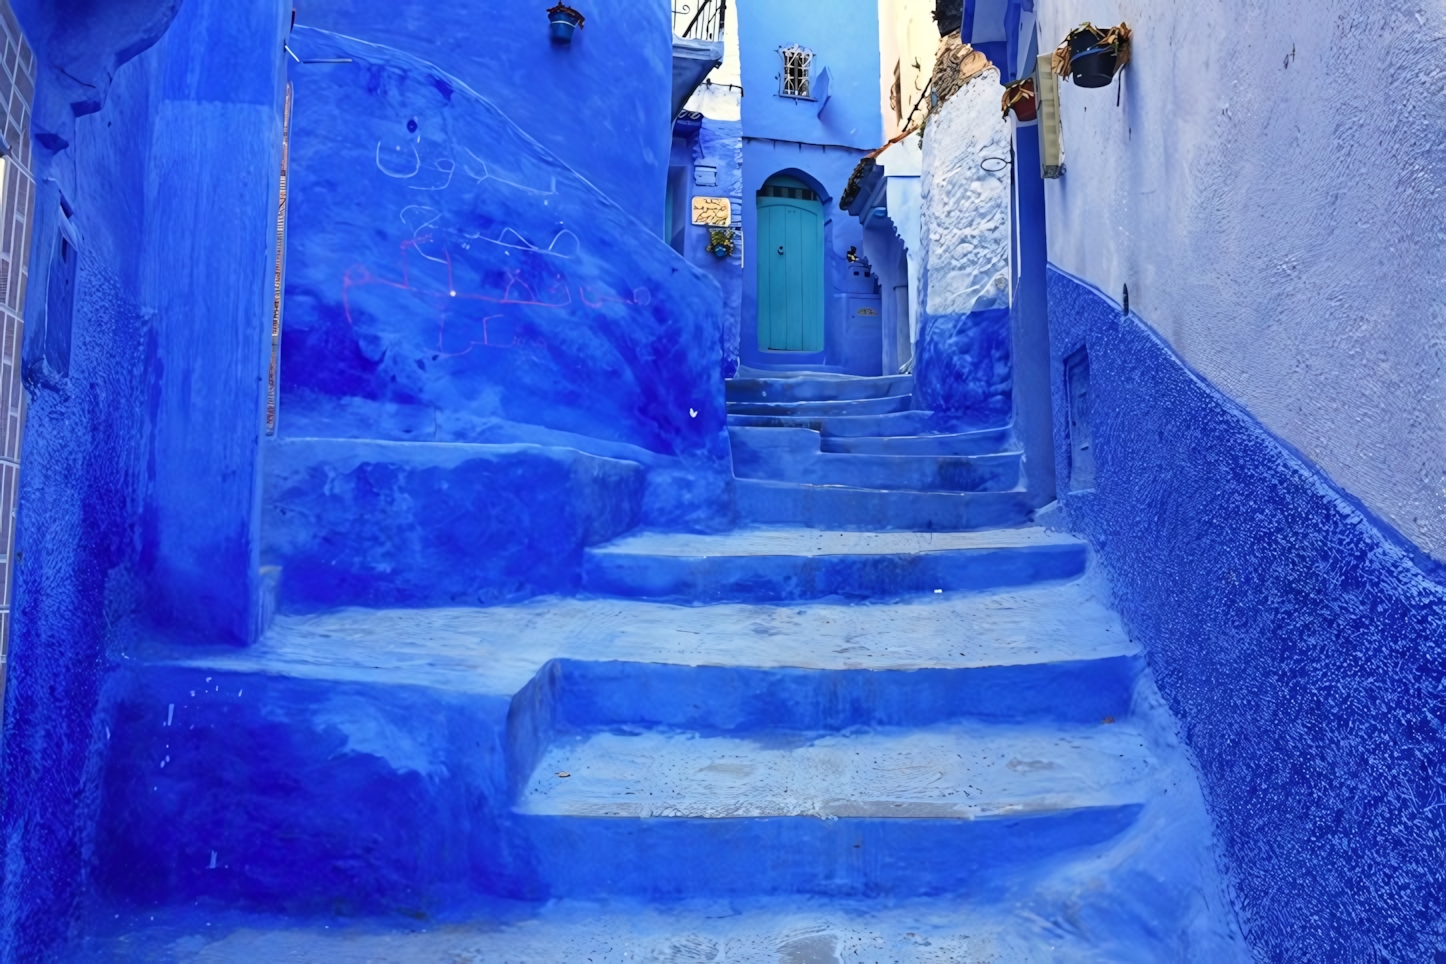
left=920, top=69, right=1012, bottom=322
left=1037, top=0, right=1446, bottom=561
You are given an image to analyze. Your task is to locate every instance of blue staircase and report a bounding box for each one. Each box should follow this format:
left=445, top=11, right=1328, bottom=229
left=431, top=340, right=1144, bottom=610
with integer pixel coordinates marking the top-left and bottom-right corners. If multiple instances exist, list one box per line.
left=74, top=368, right=1247, bottom=960
left=725, top=371, right=1036, bottom=530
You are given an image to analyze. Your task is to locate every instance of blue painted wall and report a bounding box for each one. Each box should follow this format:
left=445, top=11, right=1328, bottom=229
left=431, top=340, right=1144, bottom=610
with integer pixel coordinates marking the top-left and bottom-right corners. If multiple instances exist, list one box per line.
left=276, top=28, right=733, bottom=549
left=298, top=0, right=672, bottom=223
left=1, top=0, right=284, bottom=959
left=1047, top=267, right=1446, bottom=960
left=738, top=0, right=883, bottom=151
left=673, top=118, right=744, bottom=378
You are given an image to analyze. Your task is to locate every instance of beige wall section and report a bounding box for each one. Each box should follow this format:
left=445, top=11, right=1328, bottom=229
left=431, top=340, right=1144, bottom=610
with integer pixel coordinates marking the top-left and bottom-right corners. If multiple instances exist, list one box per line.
left=878, top=0, right=939, bottom=138
left=684, top=2, right=742, bottom=121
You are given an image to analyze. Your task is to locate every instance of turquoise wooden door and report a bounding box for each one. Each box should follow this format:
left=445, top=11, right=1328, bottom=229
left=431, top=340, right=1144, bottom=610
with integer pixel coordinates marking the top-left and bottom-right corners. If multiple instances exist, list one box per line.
left=756, top=186, right=824, bottom=351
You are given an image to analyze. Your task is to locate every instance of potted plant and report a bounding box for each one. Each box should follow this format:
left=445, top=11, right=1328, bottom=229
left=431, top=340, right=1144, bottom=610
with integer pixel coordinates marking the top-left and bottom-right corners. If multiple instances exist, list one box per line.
left=1052, top=22, right=1131, bottom=88
left=547, top=3, right=585, bottom=43
left=708, top=228, right=735, bottom=259
left=1001, top=77, right=1037, bottom=121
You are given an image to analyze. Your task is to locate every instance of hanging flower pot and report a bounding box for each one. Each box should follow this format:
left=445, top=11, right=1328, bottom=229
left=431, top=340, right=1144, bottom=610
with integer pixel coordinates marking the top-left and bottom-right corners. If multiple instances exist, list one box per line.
left=708, top=228, right=735, bottom=259
left=547, top=3, right=585, bottom=43
left=1001, top=77, right=1037, bottom=121
left=1052, top=22, right=1132, bottom=89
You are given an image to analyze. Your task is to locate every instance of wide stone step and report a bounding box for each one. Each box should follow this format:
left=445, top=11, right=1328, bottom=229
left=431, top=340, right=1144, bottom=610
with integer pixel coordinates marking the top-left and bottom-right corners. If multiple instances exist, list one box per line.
left=727, top=394, right=912, bottom=418
left=87, top=578, right=1143, bottom=912
left=736, top=479, right=1036, bottom=530
left=581, top=526, right=1084, bottom=601
left=726, top=373, right=915, bottom=403
left=821, top=427, right=1013, bottom=456
left=729, top=426, right=1020, bottom=492
left=512, top=722, right=1151, bottom=897
left=727, top=409, right=945, bottom=436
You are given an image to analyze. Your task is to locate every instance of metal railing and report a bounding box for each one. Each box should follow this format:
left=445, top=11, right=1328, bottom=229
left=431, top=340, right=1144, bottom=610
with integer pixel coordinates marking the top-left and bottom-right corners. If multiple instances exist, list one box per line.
left=673, top=0, right=726, bottom=41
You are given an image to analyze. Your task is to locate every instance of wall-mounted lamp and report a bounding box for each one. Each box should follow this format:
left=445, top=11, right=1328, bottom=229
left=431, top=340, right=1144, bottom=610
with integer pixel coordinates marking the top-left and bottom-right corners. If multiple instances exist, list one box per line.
left=548, top=4, right=585, bottom=43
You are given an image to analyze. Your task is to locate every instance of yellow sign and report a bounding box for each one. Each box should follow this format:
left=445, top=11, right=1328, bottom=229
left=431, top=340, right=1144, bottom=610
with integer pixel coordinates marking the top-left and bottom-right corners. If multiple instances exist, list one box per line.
left=692, top=196, right=732, bottom=226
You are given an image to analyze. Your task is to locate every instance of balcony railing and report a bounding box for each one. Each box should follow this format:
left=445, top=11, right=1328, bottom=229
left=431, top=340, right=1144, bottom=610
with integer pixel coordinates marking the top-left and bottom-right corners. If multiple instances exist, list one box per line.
left=673, top=0, right=726, bottom=42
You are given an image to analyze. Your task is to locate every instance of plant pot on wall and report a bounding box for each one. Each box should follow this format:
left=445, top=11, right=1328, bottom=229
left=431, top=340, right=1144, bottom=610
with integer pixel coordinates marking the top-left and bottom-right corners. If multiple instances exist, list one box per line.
left=548, top=3, right=585, bottom=43
left=1002, top=77, right=1037, bottom=121
left=708, top=228, right=735, bottom=259
left=1052, top=23, right=1132, bottom=89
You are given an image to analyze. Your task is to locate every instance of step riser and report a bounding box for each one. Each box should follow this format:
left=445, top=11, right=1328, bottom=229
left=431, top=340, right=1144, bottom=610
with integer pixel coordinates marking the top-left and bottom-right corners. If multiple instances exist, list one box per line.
left=581, top=542, right=1085, bottom=602
left=726, top=374, right=914, bottom=403
left=508, top=657, right=1141, bottom=791
left=517, top=806, right=1142, bottom=899
left=731, top=445, right=1023, bottom=493
left=736, top=481, right=1036, bottom=531
left=728, top=395, right=912, bottom=418
left=821, top=429, right=1012, bottom=456
left=727, top=410, right=943, bottom=436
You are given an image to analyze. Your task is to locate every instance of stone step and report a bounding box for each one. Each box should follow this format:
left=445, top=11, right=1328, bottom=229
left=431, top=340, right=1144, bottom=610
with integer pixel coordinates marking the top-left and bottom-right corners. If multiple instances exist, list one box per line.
left=820, top=426, right=1013, bottom=456
left=736, top=479, right=1036, bottom=530
left=729, top=426, right=1021, bottom=492
left=581, top=526, right=1083, bottom=602
left=726, top=394, right=913, bottom=418
left=512, top=722, right=1152, bottom=898
left=89, top=576, right=1145, bottom=912
left=726, top=409, right=948, bottom=437
left=726, top=373, right=915, bottom=403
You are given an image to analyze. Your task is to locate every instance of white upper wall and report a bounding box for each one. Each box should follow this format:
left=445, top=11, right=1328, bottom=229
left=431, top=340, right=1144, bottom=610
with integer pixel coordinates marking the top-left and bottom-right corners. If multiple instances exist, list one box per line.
left=1037, top=0, right=1446, bottom=562
left=921, top=70, right=1011, bottom=318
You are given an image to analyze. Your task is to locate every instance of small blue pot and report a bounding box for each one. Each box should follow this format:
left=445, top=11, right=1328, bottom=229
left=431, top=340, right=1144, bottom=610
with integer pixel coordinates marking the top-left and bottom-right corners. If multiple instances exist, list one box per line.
left=549, top=11, right=581, bottom=43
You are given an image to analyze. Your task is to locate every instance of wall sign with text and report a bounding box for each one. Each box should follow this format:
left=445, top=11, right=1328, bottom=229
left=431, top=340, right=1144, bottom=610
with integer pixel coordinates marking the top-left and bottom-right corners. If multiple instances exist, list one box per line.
left=691, top=196, right=733, bottom=226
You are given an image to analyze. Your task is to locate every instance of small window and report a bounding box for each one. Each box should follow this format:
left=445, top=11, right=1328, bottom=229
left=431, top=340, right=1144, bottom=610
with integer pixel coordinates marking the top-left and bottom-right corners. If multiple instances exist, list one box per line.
left=1064, top=347, right=1095, bottom=491
left=779, top=46, right=813, bottom=99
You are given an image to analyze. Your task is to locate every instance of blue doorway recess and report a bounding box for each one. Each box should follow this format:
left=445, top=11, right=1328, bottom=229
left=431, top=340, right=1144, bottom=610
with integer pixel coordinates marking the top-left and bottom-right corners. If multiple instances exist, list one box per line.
left=756, top=176, right=824, bottom=352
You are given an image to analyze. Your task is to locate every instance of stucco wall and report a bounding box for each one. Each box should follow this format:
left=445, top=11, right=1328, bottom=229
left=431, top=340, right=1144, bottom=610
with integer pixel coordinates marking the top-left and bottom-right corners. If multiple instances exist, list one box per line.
left=1037, top=0, right=1446, bottom=564
left=915, top=67, right=1012, bottom=422
left=3, top=0, right=284, bottom=958
left=738, top=0, right=883, bottom=151
left=278, top=28, right=733, bottom=534
left=299, top=0, right=672, bottom=222
left=1048, top=267, right=1446, bottom=960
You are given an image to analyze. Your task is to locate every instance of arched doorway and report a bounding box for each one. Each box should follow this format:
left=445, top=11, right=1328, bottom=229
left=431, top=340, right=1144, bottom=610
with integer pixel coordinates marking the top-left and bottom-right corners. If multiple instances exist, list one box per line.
left=755, top=174, right=824, bottom=352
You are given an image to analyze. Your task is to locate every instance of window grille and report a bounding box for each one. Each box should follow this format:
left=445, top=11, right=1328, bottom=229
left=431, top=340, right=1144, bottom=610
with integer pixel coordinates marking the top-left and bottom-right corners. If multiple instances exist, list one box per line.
left=779, top=46, right=813, bottom=99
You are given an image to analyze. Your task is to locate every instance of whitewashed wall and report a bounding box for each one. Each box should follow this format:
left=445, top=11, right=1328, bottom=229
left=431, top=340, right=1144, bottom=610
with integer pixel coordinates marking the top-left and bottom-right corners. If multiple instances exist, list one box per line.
left=920, top=68, right=1012, bottom=325
left=1038, top=0, right=1446, bottom=562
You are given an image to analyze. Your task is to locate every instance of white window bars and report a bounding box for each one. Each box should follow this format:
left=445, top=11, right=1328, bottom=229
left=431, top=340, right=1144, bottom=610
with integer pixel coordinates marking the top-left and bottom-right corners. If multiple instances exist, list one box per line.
left=780, top=45, right=813, bottom=99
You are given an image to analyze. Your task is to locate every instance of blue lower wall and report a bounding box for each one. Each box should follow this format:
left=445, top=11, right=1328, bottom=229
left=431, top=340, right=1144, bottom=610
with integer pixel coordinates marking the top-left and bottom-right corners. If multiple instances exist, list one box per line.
left=264, top=440, right=644, bottom=611
left=913, top=306, right=1011, bottom=427
left=1046, top=266, right=1446, bottom=960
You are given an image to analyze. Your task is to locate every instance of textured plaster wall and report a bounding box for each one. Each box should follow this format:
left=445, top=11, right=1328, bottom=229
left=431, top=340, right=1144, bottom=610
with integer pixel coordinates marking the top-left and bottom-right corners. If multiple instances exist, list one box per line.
left=1049, top=268, right=1446, bottom=960
left=915, top=69, right=1011, bottom=423
left=1, top=0, right=287, bottom=957
left=1038, top=0, right=1446, bottom=564
left=299, top=0, right=671, bottom=222
left=278, top=28, right=732, bottom=536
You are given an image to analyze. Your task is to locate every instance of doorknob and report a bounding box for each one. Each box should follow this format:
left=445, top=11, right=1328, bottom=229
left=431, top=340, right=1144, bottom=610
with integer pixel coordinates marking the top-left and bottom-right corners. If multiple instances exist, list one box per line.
left=777, top=245, right=785, bottom=255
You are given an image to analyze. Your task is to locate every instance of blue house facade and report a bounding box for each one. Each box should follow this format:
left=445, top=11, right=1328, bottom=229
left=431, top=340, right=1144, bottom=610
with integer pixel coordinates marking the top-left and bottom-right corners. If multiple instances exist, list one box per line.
left=735, top=0, right=885, bottom=373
